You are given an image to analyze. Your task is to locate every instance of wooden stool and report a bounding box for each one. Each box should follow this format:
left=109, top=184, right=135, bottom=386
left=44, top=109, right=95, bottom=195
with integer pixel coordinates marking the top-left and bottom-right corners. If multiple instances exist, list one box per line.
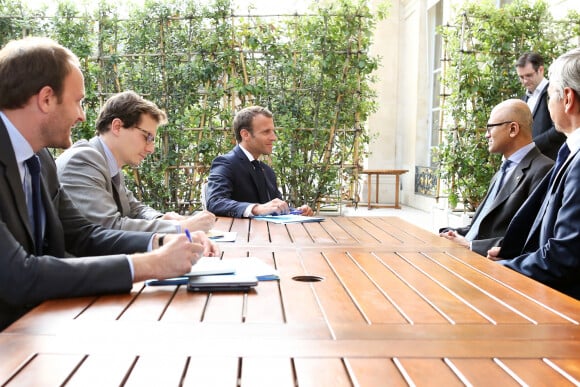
left=361, top=169, right=408, bottom=209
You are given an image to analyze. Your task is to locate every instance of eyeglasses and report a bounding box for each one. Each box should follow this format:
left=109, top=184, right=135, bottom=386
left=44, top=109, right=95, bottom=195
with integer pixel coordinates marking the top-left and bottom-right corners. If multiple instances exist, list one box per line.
left=486, top=121, right=513, bottom=134
left=134, top=126, right=155, bottom=144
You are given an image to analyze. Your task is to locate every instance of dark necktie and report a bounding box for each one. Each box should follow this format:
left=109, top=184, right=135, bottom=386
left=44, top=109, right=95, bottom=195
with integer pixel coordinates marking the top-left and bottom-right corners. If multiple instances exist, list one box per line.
left=464, top=159, right=512, bottom=241
left=25, top=155, right=44, bottom=255
left=494, top=159, right=512, bottom=193
left=548, top=143, right=570, bottom=187
left=251, top=160, right=269, bottom=203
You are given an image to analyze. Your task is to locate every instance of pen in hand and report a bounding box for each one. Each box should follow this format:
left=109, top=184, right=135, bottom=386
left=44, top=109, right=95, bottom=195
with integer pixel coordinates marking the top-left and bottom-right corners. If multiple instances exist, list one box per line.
left=185, top=228, right=192, bottom=243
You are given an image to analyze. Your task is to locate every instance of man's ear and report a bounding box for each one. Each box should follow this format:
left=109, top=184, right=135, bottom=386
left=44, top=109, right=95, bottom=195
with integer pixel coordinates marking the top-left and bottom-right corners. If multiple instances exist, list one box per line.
left=563, top=87, right=577, bottom=114
left=509, top=122, right=520, bottom=137
left=36, top=86, right=55, bottom=113
left=110, top=117, right=124, bottom=135
left=538, top=65, right=545, bottom=76
left=240, top=128, right=250, bottom=139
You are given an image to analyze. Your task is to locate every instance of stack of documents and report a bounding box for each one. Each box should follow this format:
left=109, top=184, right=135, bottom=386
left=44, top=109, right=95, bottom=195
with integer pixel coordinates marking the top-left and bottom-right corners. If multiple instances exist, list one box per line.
left=146, top=257, right=279, bottom=286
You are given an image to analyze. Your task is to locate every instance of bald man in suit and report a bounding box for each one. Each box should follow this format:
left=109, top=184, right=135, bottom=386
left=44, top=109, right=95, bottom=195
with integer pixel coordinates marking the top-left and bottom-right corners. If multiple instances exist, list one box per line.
left=439, top=99, right=553, bottom=256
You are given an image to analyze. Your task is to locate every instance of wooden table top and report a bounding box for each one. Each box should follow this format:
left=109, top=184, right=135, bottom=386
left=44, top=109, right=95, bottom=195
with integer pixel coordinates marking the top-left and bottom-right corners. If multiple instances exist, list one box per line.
left=1, top=217, right=579, bottom=386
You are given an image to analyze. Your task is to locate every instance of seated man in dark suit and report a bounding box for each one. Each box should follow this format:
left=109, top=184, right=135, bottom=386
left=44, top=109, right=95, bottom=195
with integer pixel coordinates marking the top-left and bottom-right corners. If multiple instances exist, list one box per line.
left=439, top=99, right=553, bottom=256
left=206, top=106, right=313, bottom=218
left=0, top=37, right=216, bottom=331
left=488, top=47, right=580, bottom=300
left=516, top=52, right=566, bottom=160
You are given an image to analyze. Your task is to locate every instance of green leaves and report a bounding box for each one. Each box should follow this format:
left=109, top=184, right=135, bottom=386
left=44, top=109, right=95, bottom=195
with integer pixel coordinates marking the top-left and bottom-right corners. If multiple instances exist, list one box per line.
left=1, top=0, right=388, bottom=213
left=436, top=0, right=578, bottom=210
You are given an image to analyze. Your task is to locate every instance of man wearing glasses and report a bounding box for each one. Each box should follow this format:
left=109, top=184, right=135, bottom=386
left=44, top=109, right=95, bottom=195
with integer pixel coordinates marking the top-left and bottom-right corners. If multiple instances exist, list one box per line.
left=56, top=91, right=216, bottom=234
left=516, top=52, right=565, bottom=160
left=439, top=99, right=553, bottom=256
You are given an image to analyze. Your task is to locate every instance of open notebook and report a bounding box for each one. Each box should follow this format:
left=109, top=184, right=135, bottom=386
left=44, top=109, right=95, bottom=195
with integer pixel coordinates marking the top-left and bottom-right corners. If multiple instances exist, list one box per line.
left=145, top=257, right=279, bottom=286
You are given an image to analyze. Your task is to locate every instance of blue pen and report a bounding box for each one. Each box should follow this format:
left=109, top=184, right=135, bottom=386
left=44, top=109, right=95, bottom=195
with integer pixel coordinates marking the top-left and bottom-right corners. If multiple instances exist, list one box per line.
left=184, top=228, right=192, bottom=242
left=289, top=208, right=302, bottom=215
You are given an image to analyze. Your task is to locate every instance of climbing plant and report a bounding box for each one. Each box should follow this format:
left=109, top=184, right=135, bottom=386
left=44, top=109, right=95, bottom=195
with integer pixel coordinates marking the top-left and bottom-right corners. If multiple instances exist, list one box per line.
left=0, top=0, right=388, bottom=213
left=435, top=0, right=579, bottom=210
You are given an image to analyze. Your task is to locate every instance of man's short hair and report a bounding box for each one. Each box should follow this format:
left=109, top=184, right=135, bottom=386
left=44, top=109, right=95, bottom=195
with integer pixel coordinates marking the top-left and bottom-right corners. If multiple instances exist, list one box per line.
left=516, top=52, right=545, bottom=71
left=233, top=105, right=273, bottom=142
left=0, top=37, right=79, bottom=109
left=95, top=91, right=167, bottom=134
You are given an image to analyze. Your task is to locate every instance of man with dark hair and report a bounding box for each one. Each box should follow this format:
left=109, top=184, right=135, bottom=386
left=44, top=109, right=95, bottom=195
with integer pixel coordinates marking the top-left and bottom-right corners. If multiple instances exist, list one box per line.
left=516, top=52, right=566, bottom=160
left=206, top=105, right=313, bottom=218
left=56, top=91, right=216, bottom=233
left=0, top=37, right=215, bottom=330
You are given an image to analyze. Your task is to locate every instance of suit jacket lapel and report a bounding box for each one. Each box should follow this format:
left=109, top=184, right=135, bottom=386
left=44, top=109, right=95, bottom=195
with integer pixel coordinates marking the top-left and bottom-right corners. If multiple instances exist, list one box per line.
left=0, top=120, right=35, bottom=244
left=524, top=148, right=579, bottom=248
left=90, top=137, right=130, bottom=215
left=38, top=149, right=65, bottom=256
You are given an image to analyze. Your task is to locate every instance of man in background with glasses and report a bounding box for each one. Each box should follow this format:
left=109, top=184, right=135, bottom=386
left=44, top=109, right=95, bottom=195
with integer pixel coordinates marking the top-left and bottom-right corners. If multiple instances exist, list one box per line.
left=516, top=52, right=565, bottom=160
left=439, top=99, right=553, bottom=256
left=56, top=91, right=216, bottom=234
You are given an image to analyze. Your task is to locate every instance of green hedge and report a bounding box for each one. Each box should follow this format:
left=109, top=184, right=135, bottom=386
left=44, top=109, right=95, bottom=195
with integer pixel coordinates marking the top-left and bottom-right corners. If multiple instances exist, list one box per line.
left=0, top=0, right=388, bottom=213
left=436, top=0, right=580, bottom=209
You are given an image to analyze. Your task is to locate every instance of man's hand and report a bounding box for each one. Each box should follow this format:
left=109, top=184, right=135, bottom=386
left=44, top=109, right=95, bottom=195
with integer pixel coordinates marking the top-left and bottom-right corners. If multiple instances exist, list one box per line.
left=487, top=246, right=503, bottom=261
left=252, top=198, right=289, bottom=216
left=131, top=234, right=204, bottom=282
left=179, top=210, right=216, bottom=233
left=439, top=230, right=469, bottom=248
left=156, top=231, right=220, bottom=257
left=295, top=204, right=314, bottom=217
left=187, top=229, right=220, bottom=257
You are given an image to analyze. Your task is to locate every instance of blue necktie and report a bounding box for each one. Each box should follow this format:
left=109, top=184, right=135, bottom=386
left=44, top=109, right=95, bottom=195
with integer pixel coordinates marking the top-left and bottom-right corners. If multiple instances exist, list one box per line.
left=465, top=159, right=512, bottom=241
left=25, top=155, right=44, bottom=255
left=548, top=143, right=570, bottom=187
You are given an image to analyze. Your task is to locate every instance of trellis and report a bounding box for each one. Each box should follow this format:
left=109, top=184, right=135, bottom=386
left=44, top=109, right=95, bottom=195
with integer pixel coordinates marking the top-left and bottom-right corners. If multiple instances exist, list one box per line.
left=435, top=0, right=580, bottom=209
left=0, top=0, right=385, bottom=214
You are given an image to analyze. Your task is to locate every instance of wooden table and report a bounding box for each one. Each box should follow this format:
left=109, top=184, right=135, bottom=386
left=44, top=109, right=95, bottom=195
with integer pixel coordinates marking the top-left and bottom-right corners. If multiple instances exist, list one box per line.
left=362, top=169, right=408, bottom=209
left=1, top=217, right=579, bottom=386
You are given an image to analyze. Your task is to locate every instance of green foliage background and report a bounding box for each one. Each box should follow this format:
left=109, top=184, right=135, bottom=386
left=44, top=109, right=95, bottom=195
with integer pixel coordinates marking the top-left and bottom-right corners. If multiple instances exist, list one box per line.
left=0, top=0, right=387, bottom=213
left=435, top=0, right=580, bottom=210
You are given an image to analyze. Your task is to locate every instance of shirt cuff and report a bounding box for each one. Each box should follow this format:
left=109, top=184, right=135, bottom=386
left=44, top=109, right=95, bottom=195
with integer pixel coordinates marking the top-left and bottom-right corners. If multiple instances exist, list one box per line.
left=243, top=204, right=257, bottom=218
left=126, top=255, right=135, bottom=280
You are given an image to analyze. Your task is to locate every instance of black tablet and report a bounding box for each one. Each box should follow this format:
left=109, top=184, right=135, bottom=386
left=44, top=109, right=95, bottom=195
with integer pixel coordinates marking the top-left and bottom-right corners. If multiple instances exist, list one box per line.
left=187, top=274, right=258, bottom=292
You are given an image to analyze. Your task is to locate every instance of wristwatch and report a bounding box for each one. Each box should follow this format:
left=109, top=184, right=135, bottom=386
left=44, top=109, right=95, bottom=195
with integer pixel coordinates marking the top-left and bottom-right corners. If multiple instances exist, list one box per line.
left=157, top=233, right=167, bottom=247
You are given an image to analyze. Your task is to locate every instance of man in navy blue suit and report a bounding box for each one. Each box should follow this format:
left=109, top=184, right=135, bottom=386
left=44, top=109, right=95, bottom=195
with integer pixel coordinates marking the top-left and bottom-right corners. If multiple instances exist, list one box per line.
left=206, top=106, right=313, bottom=218
left=489, top=48, right=580, bottom=300
left=516, top=52, right=566, bottom=160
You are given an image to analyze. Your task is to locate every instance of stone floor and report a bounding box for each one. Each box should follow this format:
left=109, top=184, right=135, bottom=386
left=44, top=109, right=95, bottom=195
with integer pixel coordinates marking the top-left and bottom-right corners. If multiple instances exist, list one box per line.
left=332, top=204, right=471, bottom=234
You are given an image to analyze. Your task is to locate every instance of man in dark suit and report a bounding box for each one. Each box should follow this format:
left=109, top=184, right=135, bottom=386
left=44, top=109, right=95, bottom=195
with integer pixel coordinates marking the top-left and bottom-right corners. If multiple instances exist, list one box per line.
left=439, top=99, right=553, bottom=256
left=206, top=106, right=313, bottom=218
left=488, top=48, right=580, bottom=300
left=0, top=37, right=212, bottom=330
left=516, top=52, right=566, bottom=160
